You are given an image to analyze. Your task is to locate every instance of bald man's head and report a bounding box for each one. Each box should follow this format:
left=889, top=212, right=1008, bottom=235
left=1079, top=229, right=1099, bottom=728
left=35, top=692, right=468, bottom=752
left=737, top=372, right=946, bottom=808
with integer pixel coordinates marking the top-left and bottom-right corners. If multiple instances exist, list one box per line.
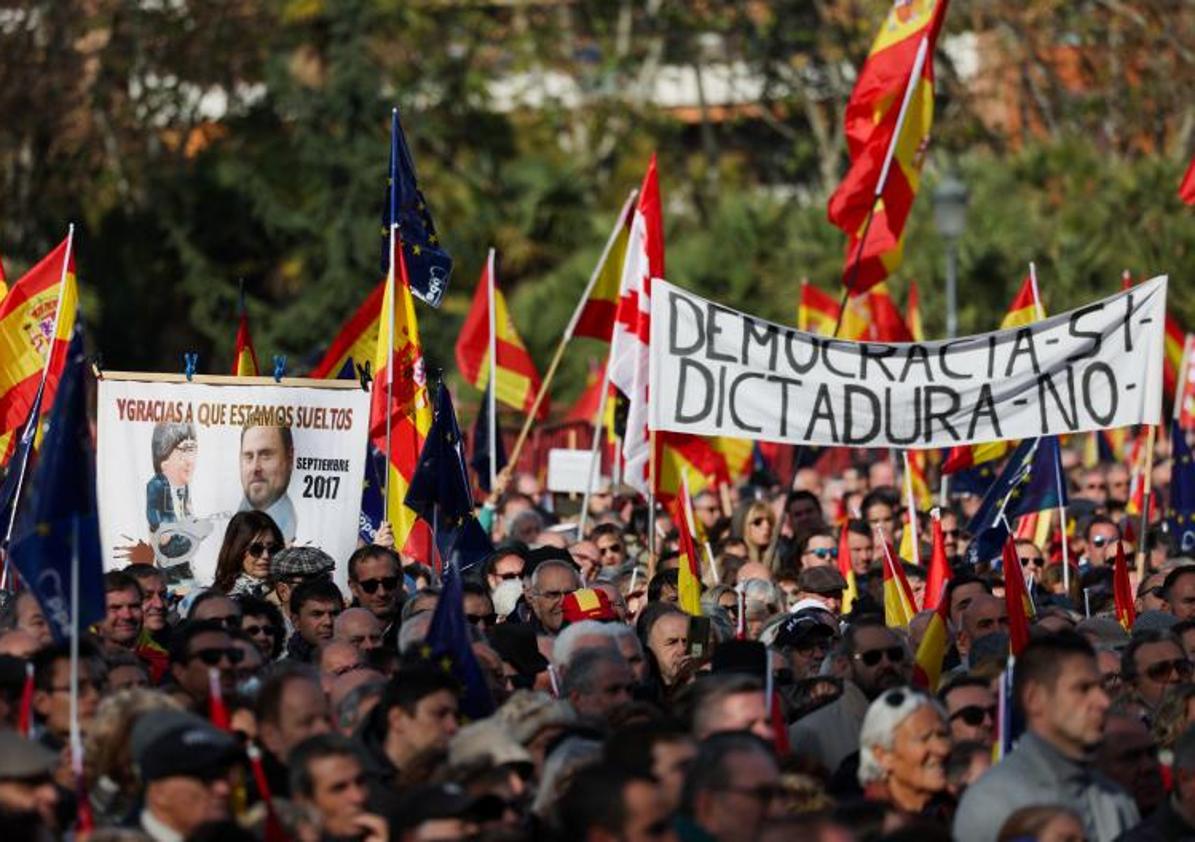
left=334, top=607, right=384, bottom=651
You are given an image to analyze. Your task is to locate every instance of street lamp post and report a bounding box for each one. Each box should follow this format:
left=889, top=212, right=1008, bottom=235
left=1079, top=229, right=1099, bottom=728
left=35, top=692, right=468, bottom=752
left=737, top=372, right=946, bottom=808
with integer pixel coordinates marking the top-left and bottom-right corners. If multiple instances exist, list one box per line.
left=933, top=175, right=969, bottom=339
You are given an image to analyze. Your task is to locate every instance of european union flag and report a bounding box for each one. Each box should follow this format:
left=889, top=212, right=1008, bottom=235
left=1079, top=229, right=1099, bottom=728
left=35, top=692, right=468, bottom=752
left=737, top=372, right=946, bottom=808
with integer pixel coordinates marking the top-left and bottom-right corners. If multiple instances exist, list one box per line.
left=470, top=385, right=507, bottom=494
left=8, top=331, right=105, bottom=642
left=406, top=381, right=473, bottom=526
left=381, top=108, right=452, bottom=308
left=966, top=437, right=1067, bottom=565
left=1170, top=420, right=1195, bottom=555
left=423, top=535, right=496, bottom=720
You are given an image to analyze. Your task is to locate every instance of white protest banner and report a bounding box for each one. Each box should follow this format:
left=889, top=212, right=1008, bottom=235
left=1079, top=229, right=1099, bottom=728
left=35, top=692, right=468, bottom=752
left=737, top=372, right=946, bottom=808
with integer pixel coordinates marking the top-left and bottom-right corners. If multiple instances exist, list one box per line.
left=97, top=373, right=370, bottom=588
left=546, top=448, right=599, bottom=494
left=650, top=277, right=1168, bottom=448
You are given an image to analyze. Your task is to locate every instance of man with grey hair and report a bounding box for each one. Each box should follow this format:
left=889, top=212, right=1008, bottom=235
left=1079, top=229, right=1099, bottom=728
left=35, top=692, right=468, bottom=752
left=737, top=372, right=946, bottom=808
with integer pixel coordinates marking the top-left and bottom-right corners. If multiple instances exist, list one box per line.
left=561, top=648, right=635, bottom=723
left=679, top=732, right=779, bottom=842
left=519, top=556, right=581, bottom=636
left=1119, top=724, right=1195, bottom=839
left=689, top=674, right=773, bottom=743
left=552, top=619, right=618, bottom=670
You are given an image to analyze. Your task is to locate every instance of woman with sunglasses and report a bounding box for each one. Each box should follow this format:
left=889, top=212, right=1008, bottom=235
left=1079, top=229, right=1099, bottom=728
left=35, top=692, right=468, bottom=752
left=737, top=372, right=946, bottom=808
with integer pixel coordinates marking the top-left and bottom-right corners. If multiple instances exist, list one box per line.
left=858, top=687, right=954, bottom=823
left=212, top=510, right=285, bottom=599
left=731, top=500, right=777, bottom=568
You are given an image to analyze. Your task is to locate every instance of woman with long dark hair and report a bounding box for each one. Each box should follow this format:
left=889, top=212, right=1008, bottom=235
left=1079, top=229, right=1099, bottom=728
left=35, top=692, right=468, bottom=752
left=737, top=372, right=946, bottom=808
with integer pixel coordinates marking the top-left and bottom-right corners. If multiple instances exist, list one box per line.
left=212, top=510, right=284, bottom=597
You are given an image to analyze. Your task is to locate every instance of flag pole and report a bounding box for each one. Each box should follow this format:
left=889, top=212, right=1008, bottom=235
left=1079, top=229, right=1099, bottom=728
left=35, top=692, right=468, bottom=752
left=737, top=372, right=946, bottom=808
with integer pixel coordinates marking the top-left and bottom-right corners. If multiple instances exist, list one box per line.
left=68, top=517, right=82, bottom=811
left=508, top=190, right=638, bottom=470
left=382, top=222, right=397, bottom=515
left=486, top=248, right=498, bottom=491
left=1, top=224, right=74, bottom=589
left=1028, top=262, right=1046, bottom=320
left=1135, top=424, right=1157, bottom=581
left=578, top=360, right=615, bottom=537
left=902, top=451, right=921, bottom=567
left=1051, top=440, right=1071, bottom=595
left=831, top=34, right=932, bottom=336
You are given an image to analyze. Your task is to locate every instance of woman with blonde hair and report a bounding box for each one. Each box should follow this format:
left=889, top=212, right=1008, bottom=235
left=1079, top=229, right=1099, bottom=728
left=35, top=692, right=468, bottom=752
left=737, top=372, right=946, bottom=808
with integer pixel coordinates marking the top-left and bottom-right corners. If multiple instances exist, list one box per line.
left=731, top=499, right=777, bottom=567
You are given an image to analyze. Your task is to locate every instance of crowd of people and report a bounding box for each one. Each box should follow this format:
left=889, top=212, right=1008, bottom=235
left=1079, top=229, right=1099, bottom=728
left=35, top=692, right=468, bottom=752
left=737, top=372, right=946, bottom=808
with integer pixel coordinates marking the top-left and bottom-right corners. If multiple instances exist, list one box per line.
left=1, top=442, right=1195, bottom=842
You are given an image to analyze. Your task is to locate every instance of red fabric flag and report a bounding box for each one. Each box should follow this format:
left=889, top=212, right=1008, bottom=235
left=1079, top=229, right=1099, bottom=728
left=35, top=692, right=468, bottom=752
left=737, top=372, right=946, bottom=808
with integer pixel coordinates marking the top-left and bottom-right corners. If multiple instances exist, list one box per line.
left=1180, top=153, right=1195, bottom=205
left=232, top=299, right=259, bottom=377
left=923, top=511, right=953, bottom=611
left=827, top=0, right=950, bottom=291
left=1113, top=540, right=1137, bottom=631
left=208, top=667, right=231, bottom=731
left=248, top=743, right=291, bottom=842
left=1002, top=536, right=1032, bottom=655
left=797, top=279, right=841, bottom=335
left=17, top=662, right=33, bottom=736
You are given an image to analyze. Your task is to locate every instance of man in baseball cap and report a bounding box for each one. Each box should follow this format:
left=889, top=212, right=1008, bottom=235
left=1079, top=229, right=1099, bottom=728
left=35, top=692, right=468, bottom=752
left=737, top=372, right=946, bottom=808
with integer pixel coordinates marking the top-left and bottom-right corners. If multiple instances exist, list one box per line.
left=772, top=611, right=837, bottom=680
left=0, top=731, right=60, bottom=840
left=132, top=709, right=243, bottom=841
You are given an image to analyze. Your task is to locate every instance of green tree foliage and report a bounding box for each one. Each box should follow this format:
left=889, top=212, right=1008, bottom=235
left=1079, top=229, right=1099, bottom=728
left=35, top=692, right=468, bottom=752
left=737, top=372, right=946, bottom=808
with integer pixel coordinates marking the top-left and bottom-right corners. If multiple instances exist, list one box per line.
left=0, top=1, right=1191, bottom=419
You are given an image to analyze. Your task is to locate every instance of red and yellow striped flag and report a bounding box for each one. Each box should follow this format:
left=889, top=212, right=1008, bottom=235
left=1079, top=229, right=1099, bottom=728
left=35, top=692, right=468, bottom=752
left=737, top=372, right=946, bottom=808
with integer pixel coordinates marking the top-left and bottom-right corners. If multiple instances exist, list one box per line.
left=1113, top=540, right=1136, bottom=631
left=654, top=433, right=730, bottom=504
left=906, top=279, right=924, bottom=341
left=913, top=512, right=952, bottom=691
left=675, top=482, right=703, bottom=616
left=232, top=301, right=259, bottom=377
left=0, top=236, right=78, bottom=465
left=826, top=0, right=950, bottom=291
left=882, top=533, right=918, bottom=627
left=797, top=279, right=841, bottom=336
left=309, top=281, right=383, bottom=379
left=838, top=522, right=859, bottom=615
left=1001, top=275, right=1043, bottom=329
left=573, top=199, right=634, bottom=342
left=371, top=253, right=434, bottom=552
left=1002, top=536, right=1033, bottom=655
left=454, top=258, right=548, bottom=420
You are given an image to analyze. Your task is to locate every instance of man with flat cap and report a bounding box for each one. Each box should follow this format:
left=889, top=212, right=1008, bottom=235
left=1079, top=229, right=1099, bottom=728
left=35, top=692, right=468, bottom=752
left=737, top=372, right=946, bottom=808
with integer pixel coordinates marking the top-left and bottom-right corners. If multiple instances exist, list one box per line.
left=132, top=709, right=243, bottom=841
left=0, top=731, right=60, bottom=840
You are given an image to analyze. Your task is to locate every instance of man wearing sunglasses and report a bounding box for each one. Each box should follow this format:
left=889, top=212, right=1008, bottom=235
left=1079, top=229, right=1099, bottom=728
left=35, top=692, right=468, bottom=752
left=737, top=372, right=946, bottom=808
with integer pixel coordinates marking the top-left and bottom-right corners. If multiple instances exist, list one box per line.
left=167, top=619, right=241, bottom=713
left=1082, top=515, right=1121, bottom=570
left=938, top=675, right=997, bottom=749
left=954, top=631, right=1138, bottom=842
left=347, top=545, right=404, bottom=648
left=798, top=530, right=838, bottom=570
left=1123, top=628, right=1192, bottom=713
left=789, top=618, right=910, bottom=775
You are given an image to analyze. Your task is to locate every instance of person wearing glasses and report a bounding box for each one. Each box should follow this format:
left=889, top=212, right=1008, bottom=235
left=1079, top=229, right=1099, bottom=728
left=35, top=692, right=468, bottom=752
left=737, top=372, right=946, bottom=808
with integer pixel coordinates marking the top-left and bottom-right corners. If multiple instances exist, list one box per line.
left=1014, top=538, right=1047, bottom=585
left=938, top=675, right=997, bottom=749
left=1094, top=711, right=1165, bottom=818
left=954, top=631, right=1138, bottom=842
left=165, top=619, right=242, bottom=714
left=789, top=617, right=912, bottom=776
left=513, top=552, right=581, bottom=636
left=212, top=510, right=285, bottom=599
left=858, top=687, right=952, bottom=820
left=347, top=544, right=405, bottom=649
left=1081, top=515, right=1121, bottom=570
left=145, top=421, right=199, bottom=562
left=1122, top=629, right=1192, bottom=714
left=798, top=529, right=838, bottom=570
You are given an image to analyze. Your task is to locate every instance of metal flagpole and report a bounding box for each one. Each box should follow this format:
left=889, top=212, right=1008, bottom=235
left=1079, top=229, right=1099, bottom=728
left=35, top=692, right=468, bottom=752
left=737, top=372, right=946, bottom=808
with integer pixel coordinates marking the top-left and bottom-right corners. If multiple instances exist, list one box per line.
left=382, top=222, right=397, bottom=514
left=507, top=190, right=638, bottom=469
left=487, top=248, right=498, bottom=492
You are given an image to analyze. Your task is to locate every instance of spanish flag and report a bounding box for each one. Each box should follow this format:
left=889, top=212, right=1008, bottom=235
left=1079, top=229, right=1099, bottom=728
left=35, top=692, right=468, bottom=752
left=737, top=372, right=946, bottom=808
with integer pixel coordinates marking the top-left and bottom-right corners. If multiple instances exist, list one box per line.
left=1002, top=536, right=1033, bottom=656
left=310, top=280, right=383, bottom=380
left=0, top=252, right=8, bottom=303
left=797, top=279, right=840, bottom=335
left=1180, top=152, right=1195, bottom=205
left=371, top=249, right=434, bottom=553
left=454, top=257, right=548, bottom=420
left=654, top=433, right=730, bottom=504
left=1113, top=540, right=1136, bottom=631
left=1001, top=275, right=1044, bottom=329
left=906, top=279, right=924, bottom=341
left=709, top=437, right=754, bottom=481
left=232, top=295, right=259, bottom=377
left=837, top=523, right=859, bottom=615
left=0, top=236, right=78, bottom=465
left=675, top=483, right=703, bottom=616
left=839, top=283, right=914, bottom=343
left=827, top=0, right=950, bottom=292
left=912, top=517, right=951, bottom=691
left=882, top=532, right=918, bottom=627
left=573, top=198, right=635, bottom=342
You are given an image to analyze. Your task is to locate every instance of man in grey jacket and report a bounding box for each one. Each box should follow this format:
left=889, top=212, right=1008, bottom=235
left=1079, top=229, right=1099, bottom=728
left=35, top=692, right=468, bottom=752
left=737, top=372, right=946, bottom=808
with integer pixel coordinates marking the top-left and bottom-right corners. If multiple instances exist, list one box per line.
left=953, top=631, right=1139, bottom=842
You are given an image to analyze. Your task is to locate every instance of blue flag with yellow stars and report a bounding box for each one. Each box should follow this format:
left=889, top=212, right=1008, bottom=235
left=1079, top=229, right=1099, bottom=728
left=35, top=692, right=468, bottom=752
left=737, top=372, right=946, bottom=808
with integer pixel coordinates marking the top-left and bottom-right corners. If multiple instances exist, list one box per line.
left=423, top=525, right=496, bottom=720
left=1170, top=420, right=1195, bottom=555
left=966, top=436, right=1067, bottom=565
left=381, top=108, right=452, bottom=307
left=405, top=381, right=474, bottom=529
left=9, top=330, right=105, bottom=642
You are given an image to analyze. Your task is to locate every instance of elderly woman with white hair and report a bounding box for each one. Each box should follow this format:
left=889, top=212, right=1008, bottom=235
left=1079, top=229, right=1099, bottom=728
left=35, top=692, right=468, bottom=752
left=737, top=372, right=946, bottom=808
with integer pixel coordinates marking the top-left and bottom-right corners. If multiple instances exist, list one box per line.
left=858, top=686, right=954, bottom=821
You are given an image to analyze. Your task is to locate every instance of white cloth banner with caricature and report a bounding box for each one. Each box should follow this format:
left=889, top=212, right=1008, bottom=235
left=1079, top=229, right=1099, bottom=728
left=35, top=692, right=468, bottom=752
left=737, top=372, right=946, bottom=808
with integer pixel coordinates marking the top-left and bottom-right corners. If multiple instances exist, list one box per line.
left=96, top=376, right=370, bottom=587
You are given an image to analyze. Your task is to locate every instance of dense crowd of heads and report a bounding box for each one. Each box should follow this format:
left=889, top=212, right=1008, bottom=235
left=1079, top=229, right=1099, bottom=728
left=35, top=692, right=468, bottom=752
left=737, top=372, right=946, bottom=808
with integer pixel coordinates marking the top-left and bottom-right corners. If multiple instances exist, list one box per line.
left=1, top=445, right=1195, bottom=842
